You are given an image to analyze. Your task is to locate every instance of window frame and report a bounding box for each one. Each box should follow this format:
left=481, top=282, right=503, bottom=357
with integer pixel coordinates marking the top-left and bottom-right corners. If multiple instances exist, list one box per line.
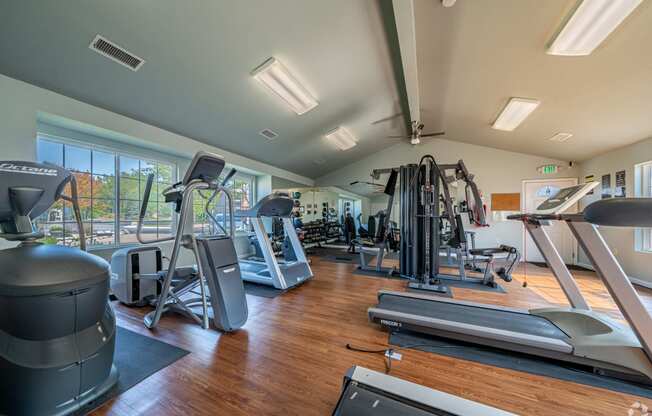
left=634, top=161, right=652, bottom=253
left=36, top=133, right=179, bottom=250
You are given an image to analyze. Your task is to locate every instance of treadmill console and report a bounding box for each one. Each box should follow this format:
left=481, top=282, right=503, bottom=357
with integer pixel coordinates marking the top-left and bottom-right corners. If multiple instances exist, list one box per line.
left=182, top=151, right=226, bottom=185
left=535, top=182, right=599, bottom=215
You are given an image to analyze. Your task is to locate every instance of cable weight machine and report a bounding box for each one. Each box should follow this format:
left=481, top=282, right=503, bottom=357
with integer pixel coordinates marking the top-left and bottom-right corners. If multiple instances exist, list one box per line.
left=399, top=155, right=516, bottom=292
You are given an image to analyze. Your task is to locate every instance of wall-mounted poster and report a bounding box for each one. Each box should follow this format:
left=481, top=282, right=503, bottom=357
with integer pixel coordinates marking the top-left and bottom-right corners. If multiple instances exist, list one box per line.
left=615, top=170, right=626, bottom=197
left=601, top=174, right=611, bottom=199
left=585, top=175, right=595, bottom=195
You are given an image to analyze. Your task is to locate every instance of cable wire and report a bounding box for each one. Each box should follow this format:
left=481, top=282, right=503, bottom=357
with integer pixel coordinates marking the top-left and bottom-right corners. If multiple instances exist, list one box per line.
left=346, top=341, right=473, bottom=374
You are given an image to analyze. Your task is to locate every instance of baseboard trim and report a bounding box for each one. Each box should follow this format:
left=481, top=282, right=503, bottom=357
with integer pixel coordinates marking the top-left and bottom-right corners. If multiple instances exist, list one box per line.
left=629, top=277, right=652, bottom=290
left=575, top=262, right=652, bottom=290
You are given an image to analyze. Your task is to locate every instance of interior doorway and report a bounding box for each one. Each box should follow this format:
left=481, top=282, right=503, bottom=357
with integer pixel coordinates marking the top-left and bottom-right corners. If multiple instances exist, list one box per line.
left=521, top=178, right=579, bottom=264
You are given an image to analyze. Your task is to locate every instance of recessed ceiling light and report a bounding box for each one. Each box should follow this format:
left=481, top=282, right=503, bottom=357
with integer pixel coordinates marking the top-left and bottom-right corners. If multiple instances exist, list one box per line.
left=492, top=98, right=540, bottom=131
left=251, top=57, right=318, bottom=115
left=548, top=132, right=573, bottom=142
left=325, top=127, right=357, bottom=151
left=548, top=0, right=643, bottom=56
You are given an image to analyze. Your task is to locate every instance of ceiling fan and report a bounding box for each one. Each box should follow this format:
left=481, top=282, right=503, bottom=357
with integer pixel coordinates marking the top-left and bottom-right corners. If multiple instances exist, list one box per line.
left=349, top=180, right=385, bottom=194
left=389, top=121, right=445, bottom=145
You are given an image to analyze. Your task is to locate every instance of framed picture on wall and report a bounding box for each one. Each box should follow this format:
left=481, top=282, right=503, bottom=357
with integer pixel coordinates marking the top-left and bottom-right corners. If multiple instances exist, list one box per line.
left=585, top=175, right=595, bottom=195
left=615, top=170, right=626, bottom=197
left=601, top=174, right=611, bottom=199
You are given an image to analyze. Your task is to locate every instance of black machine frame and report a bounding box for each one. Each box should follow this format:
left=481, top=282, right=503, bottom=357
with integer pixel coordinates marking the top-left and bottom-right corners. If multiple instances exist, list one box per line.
left=398, top=155, right=518, bottom=292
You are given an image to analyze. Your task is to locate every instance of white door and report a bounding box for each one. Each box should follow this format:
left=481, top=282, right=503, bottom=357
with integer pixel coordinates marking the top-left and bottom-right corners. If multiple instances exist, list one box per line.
left=522, top=178, right=579, bottom=264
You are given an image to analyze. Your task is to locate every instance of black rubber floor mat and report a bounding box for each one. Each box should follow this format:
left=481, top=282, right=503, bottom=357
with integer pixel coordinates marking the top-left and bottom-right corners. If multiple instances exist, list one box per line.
left=434, top=276, right=507, bottom=293
left=390, top=330, right=652, bottom=400
left=77, top=326, right=189, bottom=415
left=243, top=281, right=287, bottom=298
left=527, top=262, right=591, bottom=271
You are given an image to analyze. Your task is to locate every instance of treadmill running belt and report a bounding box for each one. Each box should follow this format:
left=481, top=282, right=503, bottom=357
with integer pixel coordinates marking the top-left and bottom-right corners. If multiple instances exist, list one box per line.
left=377, top=294, right=569, bottom=341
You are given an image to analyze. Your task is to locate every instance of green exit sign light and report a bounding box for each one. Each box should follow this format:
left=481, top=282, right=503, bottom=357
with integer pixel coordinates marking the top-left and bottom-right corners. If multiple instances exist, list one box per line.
left=539, top=164, right=559, bottom=174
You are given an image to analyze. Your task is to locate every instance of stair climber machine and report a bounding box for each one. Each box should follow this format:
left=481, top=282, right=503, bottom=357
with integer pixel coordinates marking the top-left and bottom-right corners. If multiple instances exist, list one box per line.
left=0, top=161, right=119, bottom=415
left=110, top=151, right=248, bottom=331
left=400, top=156, right=518, bottom=293
left=235, top=192, right=313, bottom=290
left=369, top=181, right=652, bottom=386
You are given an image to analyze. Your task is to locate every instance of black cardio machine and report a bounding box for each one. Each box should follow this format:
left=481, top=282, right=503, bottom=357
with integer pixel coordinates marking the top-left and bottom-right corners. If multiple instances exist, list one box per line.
left=0, top=161, right=118, bottom=415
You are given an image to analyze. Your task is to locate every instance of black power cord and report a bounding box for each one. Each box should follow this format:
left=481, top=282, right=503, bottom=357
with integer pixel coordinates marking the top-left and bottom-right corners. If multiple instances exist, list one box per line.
left=346, top=341, right=469, bottom=374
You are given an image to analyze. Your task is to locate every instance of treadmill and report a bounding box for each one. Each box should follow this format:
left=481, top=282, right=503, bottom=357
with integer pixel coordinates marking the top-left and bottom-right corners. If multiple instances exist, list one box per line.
left=236, top=192, right=313, bottom=289
left=333, top=366, right=516, bottom=415
left=369, top=182, right=652, bottom=384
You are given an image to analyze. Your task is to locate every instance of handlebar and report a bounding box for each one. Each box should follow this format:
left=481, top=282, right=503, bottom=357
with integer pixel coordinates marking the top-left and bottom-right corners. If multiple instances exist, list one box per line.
left=137, top=174, right=175, bottom=244
left=221, top=168, right=237, bottom=186
left=60, top=174, right=86, bottom=251
left=136, top=171, right=237, bottom=245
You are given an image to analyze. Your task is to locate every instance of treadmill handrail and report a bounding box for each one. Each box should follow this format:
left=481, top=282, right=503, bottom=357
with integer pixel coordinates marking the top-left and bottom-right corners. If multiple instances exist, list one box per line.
left=136, top=175, right=217, bottom=244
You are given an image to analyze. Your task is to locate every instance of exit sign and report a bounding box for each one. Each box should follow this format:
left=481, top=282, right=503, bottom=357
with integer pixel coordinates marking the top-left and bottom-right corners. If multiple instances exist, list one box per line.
left=538, top=164, right=559, bottom=174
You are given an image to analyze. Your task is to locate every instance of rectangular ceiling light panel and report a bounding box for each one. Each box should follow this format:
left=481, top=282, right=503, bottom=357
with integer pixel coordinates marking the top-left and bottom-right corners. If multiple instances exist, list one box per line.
left=548, top=0, right=643, bottom=56
left=326, top=127, right=357, bottom=151
left=252, top=58, right=318, bottom=115
left=549, top=132, right=573, bottom=142
left=492, top=98, right=540, bottom=131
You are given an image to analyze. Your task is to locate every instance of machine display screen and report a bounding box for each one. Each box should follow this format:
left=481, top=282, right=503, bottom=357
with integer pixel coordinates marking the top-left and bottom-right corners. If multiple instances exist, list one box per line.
left=536, top=185, right=584, bottom=211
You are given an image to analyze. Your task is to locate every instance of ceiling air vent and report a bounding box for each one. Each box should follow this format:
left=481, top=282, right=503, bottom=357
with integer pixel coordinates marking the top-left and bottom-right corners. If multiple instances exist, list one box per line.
left=259, top=129, right=279, bottom=140
left=548, top=132, right=573, bottom=143
left=89, top=35, right=145, bottom=71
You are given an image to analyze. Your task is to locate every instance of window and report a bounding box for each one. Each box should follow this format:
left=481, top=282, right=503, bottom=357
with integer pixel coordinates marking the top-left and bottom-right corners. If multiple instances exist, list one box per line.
left=635, top=161, right=652, bottom=252
left=193, top=172, right=254, bottom=234
left=536, top=185, right=560, bottom=198
left=35, top=136, right=177, bottom=248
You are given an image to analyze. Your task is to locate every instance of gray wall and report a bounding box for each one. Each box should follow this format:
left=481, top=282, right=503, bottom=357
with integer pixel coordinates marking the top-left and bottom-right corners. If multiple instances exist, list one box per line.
left=580, top=136, right=652, bottom=286
left=0, top=74, right=314, bottom=182
left=272, top=176, right=308, bottom=190
left=0, top=74, right=312, bottom=261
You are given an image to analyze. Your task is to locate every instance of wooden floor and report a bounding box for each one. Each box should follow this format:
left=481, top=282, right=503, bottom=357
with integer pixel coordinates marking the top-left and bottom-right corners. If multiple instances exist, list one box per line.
left=94, top=255, right=652, bottom=416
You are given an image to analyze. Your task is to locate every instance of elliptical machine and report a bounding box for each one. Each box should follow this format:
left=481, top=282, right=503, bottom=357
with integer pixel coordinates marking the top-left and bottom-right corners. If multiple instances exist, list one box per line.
left=111, top=151, right=248, bottom=331
left=0, top=161, right=119, bottom=415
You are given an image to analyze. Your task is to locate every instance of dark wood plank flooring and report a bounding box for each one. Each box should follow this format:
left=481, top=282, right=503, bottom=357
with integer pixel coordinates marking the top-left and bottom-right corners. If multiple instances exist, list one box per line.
left=93, top=256, right=652, bottom=415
